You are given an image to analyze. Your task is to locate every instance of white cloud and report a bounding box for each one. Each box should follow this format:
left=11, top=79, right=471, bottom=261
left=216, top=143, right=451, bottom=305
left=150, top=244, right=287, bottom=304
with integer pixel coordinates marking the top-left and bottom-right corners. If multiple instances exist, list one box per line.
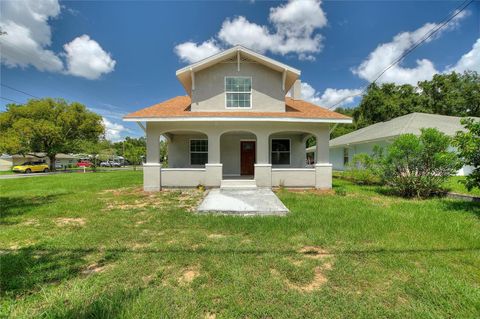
left=353, top=12, right=468, bottom=85
left=63, top=35, right=116, bottom=79
left=175, top=0, right=327, bottom=63
left=0, top=0, right=115, bottom=79
left=446, top=38, right=480, bottom=73
left=0, top=0, right=63, bottom=71
left=301, top=82, right=361, bottom=108
left=103, top=117, right=127, bottom=142
left=174, top=39, right=221, bottom=63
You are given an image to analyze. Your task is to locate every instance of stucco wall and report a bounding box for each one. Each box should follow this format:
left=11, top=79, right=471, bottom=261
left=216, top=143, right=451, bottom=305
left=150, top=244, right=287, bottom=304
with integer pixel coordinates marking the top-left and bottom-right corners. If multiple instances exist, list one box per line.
left=167, top=131, right=312, bottom=174
left=191, top=62, right=285, bottom=112
left=168, top=133, right=208, bottom=168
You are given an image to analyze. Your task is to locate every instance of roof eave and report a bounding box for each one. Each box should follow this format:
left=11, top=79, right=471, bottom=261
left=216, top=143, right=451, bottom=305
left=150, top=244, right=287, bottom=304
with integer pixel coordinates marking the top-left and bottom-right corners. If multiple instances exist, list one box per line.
left=123, top=116, right=352, bottom=124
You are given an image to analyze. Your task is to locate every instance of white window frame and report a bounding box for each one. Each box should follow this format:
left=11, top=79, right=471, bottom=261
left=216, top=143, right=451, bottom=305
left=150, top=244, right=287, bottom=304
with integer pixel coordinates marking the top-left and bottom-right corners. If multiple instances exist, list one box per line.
left=189, top=139, right=208, bottom=166
left=270, top=138, right=291, bottom=165
left=224, top=76, right=253, bottom=109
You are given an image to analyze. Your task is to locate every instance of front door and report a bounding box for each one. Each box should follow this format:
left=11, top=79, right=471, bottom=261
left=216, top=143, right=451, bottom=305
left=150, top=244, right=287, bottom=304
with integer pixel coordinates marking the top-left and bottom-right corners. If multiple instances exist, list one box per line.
left=240, top=141, right=255, bottom=176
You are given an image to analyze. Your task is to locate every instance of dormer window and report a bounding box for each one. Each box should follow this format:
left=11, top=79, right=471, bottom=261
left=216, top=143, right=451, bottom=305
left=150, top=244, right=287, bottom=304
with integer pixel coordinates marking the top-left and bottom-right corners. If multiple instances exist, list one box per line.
left=225, top=77, right=252, bottom=108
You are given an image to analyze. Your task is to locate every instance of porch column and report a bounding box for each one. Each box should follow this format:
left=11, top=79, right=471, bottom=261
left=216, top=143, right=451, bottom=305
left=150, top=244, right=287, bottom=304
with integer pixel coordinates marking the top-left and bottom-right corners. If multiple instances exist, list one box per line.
left=315, top=126, right=332, bottom=189
left=205, top=132, right=222, bottom=187
left=144, top=123, right=161, bottom=192
left=255, top=133, right=272, bottom=187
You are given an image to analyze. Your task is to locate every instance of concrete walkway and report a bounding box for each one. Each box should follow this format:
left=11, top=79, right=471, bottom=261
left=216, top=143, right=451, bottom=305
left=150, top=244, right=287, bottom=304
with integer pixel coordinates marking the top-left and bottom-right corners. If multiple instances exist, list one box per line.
left=197, top=188, right=289, bottom=216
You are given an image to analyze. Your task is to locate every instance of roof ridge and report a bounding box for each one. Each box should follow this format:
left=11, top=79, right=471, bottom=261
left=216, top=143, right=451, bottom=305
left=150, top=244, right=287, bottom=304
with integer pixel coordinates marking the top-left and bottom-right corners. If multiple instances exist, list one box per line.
left=400, top=112, right=417, bottom=134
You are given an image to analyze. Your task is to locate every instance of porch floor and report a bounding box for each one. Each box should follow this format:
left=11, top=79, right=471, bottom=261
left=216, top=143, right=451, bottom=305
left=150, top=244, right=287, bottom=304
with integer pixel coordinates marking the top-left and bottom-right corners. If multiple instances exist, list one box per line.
left=197, top=188, right=289, bottom=216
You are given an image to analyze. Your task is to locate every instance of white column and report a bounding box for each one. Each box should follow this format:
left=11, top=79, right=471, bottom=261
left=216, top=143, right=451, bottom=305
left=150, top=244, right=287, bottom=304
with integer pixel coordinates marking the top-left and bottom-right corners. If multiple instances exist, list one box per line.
left=255, top=133, right=272, bottom=187
left=144, top=123, right=161, bottom=191
left=205, top=132, right=222, bottom=187
left=315, top=126, right=332, bottom=189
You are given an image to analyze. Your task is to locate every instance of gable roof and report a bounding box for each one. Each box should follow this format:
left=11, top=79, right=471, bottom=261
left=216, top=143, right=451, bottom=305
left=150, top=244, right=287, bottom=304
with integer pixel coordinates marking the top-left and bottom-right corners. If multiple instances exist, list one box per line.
left=124, top=96, right=351, bottom=123
left=330, top=112, right=479, bottom=148
left=176, top=45, right=300, bottom=95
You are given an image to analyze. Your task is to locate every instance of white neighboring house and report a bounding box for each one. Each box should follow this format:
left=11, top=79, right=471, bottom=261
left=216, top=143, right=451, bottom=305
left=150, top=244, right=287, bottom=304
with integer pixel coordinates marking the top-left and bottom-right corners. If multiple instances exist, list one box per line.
left=123, top=45, right=352, bottom=191
left=326, top=112, right=478, bottom=176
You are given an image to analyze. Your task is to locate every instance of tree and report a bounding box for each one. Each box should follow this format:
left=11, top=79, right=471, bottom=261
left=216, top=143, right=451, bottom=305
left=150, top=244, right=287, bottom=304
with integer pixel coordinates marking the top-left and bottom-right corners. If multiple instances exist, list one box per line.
left=123, top=142, right=145, bottom=171
left=454, top=118, right=480, bottom=191
left=0, top=98, right=104, bottom=170
left=381, top=128, right=461, bottom=198
left=419, top=71, right=480, bottom=117
left=78, top=139, right=111, bottom=171
left=332, top=72, right=480, bottom=138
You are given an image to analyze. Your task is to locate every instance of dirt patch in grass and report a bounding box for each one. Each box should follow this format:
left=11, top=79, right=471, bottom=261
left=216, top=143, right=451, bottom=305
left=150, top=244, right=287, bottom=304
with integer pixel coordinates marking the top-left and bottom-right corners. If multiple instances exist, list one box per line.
left=55, top=218, right=85, bottom=227
left=81, top=263, right=108, bottom=275
left=100, top=187, right=204, bottom=212
left=207, top=233, right=226, bottom=239
left=299, top=246, right=334, bottom=260
left=178, top=267, right=200, bottom=285
left=204, top=312, right=216, bottom=319
left=22, top=219, right=40, bottom=226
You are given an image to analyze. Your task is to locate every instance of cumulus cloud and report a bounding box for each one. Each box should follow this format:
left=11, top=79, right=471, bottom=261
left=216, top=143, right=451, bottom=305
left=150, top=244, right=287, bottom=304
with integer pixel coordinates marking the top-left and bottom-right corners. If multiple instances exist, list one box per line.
left=353, top=11, right=468, bottom=85
left=445, top=38, right=480, bottom=73
left=174, top=39, right=221, bottom=63
left=301, top=82, right=361, bottom=108
left=0, top=0, right=115, bottom=79
left=103, top=117, right=128, bottom=142
left=0, top=0, right=63, bottom=71
left=63, top=35, right=116, bottom=79
left=175, top=0, right=327, bottom=63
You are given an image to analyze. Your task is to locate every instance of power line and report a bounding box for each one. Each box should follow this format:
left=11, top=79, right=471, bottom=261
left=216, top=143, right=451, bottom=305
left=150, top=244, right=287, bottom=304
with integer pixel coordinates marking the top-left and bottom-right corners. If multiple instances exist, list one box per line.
left=0, top=96, right=22, bottom=104
left=0, top=83, right=39, bottom=98
left=328, top=0, right=474, bottom=110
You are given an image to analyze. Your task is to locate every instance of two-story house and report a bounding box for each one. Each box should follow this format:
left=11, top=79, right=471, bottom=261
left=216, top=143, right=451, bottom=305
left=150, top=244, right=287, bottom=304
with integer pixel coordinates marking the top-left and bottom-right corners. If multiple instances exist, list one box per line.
left=124, top=46, right=352, bottom=191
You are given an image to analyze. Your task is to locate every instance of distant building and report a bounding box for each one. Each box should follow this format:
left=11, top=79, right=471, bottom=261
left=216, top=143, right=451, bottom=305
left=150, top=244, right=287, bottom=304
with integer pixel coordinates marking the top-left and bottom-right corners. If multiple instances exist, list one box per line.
left=0, top=153, right=78, bottom=171
left=327, top=113, right=478, bottom=176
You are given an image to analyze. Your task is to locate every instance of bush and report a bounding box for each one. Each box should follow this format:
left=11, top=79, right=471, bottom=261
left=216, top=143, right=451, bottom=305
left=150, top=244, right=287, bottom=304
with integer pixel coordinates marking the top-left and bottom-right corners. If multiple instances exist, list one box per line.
left=454, top=118, right=480, bottom=191
left=343, top=152, right=383, bottom=185
left=382, top=128, right=461, bottom=198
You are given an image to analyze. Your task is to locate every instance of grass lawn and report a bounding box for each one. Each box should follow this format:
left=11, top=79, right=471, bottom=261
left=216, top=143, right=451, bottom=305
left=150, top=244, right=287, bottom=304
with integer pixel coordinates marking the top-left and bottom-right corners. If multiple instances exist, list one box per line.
left=1, top=172, right=479, bottom=318
left=444, top=176, right=480, bottom=197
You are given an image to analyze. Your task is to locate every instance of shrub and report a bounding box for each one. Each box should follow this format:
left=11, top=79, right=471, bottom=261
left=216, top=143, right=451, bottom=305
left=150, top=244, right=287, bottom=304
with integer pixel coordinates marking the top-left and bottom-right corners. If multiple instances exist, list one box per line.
left=382, top=128, right=461, bottom=198
left=454, top=118, right=480, bottom=191
left=344, top=152, right=383, bottom=185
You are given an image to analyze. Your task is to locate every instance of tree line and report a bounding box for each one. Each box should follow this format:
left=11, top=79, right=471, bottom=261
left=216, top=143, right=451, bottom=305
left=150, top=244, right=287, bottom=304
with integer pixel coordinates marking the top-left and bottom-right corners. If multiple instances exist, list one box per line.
left=332, top=71, right=480, bottom=139
left=0, top=98, right=166, bottom=171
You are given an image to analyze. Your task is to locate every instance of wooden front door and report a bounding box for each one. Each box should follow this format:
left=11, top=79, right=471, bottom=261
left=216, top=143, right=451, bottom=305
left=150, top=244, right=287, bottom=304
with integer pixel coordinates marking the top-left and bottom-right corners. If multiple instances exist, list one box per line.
left=240, top=141, right=256, bottom=176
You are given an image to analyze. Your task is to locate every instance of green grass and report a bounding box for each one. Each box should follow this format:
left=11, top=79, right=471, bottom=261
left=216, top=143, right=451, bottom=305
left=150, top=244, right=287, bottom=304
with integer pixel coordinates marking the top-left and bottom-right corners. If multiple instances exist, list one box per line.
left=1, top=172, right=479, bottom=318
left=444, top=176, right=480, bottom=197
left=0, top=171, right=14, bottom=175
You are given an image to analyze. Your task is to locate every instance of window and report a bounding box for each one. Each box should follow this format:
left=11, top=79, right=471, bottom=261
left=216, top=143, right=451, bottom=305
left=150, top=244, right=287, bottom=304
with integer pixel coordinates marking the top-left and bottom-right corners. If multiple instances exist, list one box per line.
left=343, top=148, right=349, bottom=165
left=190, top=139, right=208, bottom=165
left=225, top=77, right=252, bottom=108
left=271, top=139, right=290, bottom=165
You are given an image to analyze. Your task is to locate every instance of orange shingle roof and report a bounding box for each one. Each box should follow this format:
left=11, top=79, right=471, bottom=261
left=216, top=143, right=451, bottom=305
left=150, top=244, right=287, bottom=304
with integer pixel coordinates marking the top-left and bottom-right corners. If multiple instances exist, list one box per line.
left=124, top=96, right=350, bottom=120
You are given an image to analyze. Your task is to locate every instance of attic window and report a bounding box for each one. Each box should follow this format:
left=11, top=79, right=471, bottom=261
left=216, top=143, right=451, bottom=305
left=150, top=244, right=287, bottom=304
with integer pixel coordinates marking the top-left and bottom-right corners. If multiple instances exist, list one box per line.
left=225, top=77, right=252, bottom=108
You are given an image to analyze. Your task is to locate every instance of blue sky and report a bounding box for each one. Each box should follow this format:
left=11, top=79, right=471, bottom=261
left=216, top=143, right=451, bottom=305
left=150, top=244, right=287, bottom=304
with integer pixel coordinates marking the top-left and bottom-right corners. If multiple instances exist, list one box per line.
left=1, top=0, right=479, bottom=141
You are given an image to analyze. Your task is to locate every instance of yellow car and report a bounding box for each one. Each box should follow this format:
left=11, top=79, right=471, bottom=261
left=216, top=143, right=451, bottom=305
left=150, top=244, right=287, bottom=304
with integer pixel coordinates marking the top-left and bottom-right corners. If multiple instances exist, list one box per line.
left=12, top=161, right=49, bottom=173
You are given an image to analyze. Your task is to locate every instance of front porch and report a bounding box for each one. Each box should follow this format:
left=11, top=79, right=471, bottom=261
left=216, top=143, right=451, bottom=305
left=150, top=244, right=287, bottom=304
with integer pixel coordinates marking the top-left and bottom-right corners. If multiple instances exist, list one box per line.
left=142, top=122, right=333, bottom=191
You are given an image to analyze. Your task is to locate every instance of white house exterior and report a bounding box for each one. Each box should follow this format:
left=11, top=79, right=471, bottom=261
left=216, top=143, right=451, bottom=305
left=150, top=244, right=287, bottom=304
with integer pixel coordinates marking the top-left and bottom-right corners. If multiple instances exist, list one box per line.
left=328, top=112, right=478, bottom=176
left=124, top=46, right=351, bottom=191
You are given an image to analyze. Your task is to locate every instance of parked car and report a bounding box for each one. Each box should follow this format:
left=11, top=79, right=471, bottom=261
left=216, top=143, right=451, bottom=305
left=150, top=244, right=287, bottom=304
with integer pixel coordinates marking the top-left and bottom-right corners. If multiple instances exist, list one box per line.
left=76, top=160, right=93, bottom=167
left=100, top=161, right=121, bottom=167
left=12, top=161, right=49, bottom=173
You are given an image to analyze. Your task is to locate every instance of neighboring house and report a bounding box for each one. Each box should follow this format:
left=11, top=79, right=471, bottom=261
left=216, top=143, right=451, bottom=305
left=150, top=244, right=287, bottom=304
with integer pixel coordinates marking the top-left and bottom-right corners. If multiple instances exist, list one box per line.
left=327, top=112, right=478, bottom=175
left=124, top=45, right=351, bottom=191
left=0, top=153, right=78, bottom=171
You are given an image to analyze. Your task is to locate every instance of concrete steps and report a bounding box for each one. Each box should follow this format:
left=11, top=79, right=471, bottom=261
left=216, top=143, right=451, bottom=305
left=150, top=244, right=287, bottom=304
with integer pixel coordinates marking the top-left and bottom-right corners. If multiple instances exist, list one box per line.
left=220, top=179, right=257, bottom=189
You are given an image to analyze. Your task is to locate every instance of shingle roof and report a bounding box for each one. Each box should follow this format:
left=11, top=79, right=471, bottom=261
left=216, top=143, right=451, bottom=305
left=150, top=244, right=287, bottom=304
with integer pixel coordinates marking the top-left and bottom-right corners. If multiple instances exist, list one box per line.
left=330, top=112, right=479, bottom=147
left=124, top=96, right=351, bottom=121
